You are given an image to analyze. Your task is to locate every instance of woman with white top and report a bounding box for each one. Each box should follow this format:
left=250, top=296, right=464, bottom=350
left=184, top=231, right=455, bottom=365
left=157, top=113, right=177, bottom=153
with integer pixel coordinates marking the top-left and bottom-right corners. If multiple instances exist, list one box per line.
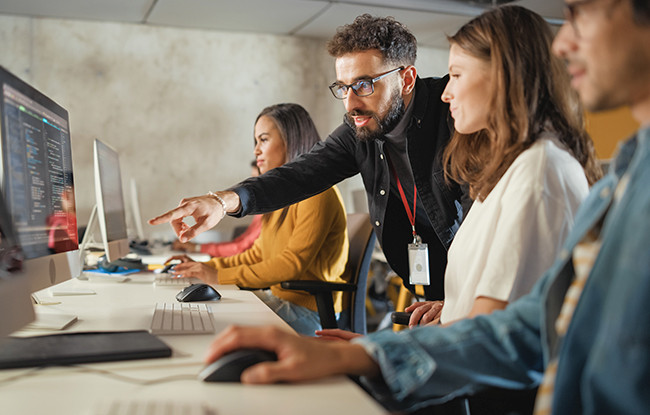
left=400, top=5, right=603, bottom=326
left=316, top=5, right=603, bottom=335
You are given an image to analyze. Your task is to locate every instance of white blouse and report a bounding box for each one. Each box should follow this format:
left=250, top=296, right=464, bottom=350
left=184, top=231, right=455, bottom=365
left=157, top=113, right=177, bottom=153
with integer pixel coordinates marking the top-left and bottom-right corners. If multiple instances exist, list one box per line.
left=440, top=134, right=589, bottom=324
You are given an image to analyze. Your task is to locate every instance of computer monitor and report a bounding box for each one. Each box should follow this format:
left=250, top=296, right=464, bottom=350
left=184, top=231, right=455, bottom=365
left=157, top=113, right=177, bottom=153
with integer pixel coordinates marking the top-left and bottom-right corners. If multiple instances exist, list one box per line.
left=0, top=66, right=81, bottom=294
left=93, top=138, right=129, bottom=262
left=129, top=178, right=146, bottom=242
left=0, top=190, right=35, bottom=338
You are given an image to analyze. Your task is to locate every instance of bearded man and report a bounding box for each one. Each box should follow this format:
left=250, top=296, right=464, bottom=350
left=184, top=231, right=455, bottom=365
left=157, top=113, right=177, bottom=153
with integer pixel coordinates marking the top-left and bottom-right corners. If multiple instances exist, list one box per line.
left=151, top=15, right=468, bottom=302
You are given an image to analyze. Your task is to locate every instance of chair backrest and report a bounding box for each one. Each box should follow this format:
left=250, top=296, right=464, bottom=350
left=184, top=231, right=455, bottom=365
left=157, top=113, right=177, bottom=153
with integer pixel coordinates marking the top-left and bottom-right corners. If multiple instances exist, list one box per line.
left=343, top=213, right=376, bottom=334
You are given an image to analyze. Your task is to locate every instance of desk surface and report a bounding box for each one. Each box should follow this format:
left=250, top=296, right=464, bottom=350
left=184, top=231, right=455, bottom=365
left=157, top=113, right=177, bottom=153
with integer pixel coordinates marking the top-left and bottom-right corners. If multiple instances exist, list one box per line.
left=0, top=277, right=386, bottom=415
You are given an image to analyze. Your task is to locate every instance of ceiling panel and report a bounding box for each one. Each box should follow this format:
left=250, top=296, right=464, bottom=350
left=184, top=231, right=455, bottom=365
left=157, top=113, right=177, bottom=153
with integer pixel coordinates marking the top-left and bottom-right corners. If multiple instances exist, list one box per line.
left=0, top=0, right=153, bottom=23
left=302, top=0, right=486, bottom=14
left=0, top=0, right=565, bottom=48
left=147, top=0, right=331, bottom=34
left=294, top=3, right=475, bottom=48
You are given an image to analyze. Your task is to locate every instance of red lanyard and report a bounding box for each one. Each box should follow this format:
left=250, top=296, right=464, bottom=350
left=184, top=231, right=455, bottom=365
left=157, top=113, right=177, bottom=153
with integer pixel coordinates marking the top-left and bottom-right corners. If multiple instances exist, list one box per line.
left=386, top=154, right=418, bottom=238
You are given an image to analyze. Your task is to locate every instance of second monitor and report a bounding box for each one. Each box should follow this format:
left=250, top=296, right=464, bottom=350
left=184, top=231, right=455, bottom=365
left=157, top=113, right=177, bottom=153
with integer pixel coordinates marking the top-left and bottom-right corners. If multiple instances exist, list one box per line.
left=93, top=138, right=130, bottom=262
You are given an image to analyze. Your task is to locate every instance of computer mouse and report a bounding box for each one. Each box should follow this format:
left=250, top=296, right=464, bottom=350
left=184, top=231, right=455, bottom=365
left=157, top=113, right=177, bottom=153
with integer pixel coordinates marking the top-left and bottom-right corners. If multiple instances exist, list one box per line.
left=175, top=283, right=221, bottom=302
left=160, top=263, right=177, bottom=274
left=198, top=348, right=278, bottom=382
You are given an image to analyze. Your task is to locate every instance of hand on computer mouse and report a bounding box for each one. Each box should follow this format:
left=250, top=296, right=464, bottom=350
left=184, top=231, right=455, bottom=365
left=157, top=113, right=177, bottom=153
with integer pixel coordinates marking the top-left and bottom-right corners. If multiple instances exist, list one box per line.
left=204, top=325, right=381, bottom=384
left=199, top=348, right=278, bottom=382
left=169, top=261, right=219, bottom=285
left=164, top=254, right=195, bottom=264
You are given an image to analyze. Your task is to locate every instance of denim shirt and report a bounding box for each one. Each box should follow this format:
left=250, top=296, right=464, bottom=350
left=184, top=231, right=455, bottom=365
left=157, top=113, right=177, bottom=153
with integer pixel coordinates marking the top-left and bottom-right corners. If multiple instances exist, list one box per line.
left=355, top=126, right=650, bottom=414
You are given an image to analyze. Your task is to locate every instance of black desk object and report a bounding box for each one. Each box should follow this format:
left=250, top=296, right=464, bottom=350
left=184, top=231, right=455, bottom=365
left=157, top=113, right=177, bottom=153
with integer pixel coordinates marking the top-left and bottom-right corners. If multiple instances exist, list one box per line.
left=0, top=330, right=171, bottom=370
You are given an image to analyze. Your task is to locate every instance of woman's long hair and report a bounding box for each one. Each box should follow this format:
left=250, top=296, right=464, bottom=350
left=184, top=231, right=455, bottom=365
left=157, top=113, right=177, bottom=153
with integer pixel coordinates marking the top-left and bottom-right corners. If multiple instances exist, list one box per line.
left=443, top=5, right=602, bottom=201
left=255, top=103, right=321, bottom=228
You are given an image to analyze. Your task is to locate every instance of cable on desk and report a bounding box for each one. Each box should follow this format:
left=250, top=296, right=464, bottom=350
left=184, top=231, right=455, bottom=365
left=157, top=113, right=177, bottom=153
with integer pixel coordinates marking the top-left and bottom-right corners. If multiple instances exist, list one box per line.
left=0, top=365, right=197, bottom=387
left=70, top=365, right=198, bottom=385
left=0, top=367, right=45, bottom=386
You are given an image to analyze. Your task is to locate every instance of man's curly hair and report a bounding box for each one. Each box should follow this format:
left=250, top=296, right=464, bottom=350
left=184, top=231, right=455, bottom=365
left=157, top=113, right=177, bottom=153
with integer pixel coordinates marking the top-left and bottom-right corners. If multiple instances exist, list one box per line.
left=327, top=14, right=417, bottom=66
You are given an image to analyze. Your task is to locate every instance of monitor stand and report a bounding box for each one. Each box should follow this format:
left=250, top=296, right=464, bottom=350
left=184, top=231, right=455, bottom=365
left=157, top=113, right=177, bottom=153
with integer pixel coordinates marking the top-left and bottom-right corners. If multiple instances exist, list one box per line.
left=77, top=205, right=99, bottom=279
left=77, top=205, right=146, bottom=277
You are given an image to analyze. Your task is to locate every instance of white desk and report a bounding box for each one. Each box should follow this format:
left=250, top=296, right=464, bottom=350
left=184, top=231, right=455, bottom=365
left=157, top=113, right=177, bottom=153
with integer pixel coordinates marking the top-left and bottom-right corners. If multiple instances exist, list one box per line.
left=0, top=277, right=386, bottom=414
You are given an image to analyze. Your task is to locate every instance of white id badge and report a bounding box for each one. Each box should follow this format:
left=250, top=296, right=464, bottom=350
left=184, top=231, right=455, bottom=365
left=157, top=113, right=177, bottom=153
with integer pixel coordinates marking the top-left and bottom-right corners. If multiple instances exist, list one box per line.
left=408, top=241, right=430, bottom=285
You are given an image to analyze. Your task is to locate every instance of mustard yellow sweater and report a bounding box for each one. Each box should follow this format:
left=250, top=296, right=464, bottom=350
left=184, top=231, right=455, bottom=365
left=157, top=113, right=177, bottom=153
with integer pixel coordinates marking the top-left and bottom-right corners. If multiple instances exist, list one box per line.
left=206, top=186, right=349, bottom=312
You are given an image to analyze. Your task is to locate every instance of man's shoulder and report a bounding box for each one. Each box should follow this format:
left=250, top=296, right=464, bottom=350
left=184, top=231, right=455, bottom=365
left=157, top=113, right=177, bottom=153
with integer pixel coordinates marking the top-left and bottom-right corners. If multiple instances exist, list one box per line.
left=413, top=75, right=450, bottom=114
left=410, top=75, right=451, bottom=138
left=416, top=74, right=450, bottom=94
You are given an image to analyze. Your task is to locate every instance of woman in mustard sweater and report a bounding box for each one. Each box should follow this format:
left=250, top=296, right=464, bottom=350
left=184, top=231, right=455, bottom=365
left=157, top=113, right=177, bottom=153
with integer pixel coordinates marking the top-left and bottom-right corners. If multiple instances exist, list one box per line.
left=169, top=103, right=349, bottom=335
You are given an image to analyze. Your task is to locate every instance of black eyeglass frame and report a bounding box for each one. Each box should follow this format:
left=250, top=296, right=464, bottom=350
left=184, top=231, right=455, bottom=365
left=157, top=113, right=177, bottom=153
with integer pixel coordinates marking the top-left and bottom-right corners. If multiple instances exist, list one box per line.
left=563, top=0, right=620, bottom=38
left=328, top=66, right=404, bottom=99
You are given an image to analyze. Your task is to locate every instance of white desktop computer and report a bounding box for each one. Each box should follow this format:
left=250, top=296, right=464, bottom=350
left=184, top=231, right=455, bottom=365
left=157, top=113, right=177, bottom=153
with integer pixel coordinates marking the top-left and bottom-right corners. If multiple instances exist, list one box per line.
left=0, top=66, right=80, bottom=329
left=78, top=138, right=148, bottom=275
left=126, top=177, right=158, bottom=256
left=129, top=177, right=146, bottom=242
left=92, top=138, right=130, bottom=262
left=0, top=66, right=81, bottom=294
left=0, top=190, right=35, bottom=338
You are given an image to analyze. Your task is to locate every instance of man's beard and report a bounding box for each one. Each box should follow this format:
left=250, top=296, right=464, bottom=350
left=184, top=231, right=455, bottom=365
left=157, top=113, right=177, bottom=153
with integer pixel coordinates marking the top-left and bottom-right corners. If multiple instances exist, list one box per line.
left=344, top=91, right=406, bottom=142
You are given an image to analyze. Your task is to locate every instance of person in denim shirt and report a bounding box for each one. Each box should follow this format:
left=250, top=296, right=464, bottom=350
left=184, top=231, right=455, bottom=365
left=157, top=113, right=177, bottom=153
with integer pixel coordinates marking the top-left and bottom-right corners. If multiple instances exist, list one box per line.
left=201, top=2, right=650, bottom=414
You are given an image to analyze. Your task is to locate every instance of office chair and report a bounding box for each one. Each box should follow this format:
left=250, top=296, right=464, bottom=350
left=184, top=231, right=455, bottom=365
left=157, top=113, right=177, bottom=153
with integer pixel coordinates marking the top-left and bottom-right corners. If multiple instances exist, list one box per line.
left=281, top=213, right=376, bottom=334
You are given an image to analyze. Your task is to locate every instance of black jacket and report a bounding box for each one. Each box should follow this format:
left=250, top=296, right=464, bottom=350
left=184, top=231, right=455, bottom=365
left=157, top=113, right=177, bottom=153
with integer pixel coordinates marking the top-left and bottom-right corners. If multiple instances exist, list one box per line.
left=232, top=75, right=470, bottom=300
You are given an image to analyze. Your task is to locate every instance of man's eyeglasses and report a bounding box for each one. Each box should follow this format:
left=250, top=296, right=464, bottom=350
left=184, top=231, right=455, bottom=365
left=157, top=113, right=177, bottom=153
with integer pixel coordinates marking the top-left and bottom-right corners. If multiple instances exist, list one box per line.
left=329, top=67, right=404, bottom=99
left=563, top=0, right=596, bottom=37
left=564, top=0, right=619, bottom=38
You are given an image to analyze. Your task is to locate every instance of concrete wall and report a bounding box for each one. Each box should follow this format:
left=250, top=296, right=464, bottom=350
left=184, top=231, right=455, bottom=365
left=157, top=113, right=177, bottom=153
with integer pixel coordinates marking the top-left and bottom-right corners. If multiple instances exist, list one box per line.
left=0, top=14, right=450, bottom=241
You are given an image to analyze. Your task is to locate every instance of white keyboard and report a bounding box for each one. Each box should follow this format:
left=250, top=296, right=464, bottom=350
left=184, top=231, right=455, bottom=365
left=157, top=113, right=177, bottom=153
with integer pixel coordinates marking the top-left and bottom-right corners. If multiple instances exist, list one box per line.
left=154, top=275, right=199, bottom=286
left=94, top=399, right=216, bottom=415
left=149, top=302, right=216, bottom=335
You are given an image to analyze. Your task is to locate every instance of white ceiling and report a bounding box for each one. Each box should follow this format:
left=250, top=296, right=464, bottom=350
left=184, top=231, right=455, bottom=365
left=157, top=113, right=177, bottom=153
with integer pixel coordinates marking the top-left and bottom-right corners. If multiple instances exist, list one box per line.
left=0, top=0, right=565, bottom=48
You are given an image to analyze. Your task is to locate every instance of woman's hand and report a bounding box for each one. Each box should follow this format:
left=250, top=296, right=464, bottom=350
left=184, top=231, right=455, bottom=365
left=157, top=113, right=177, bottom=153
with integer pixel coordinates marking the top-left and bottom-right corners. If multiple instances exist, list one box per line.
left=405, top=301, right=444, bottom=327
left=164, top=254, right=195, bottom=264
left=172, top=261, right=219, bottom=284
left=172, top=240, right=198, bottom=252
left=205, top=325, right=380, bottom=384
left=314, top=328, right=363, bottom=342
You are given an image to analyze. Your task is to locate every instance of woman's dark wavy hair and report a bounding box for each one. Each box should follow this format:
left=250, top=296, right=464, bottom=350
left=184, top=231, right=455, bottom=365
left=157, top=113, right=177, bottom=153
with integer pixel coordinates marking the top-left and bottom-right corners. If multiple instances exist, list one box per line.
left=255, top=103, right=321, bottom=228
left=443, top=5, right=602, bottom=201
left=327, top=14, right=417, bottom=66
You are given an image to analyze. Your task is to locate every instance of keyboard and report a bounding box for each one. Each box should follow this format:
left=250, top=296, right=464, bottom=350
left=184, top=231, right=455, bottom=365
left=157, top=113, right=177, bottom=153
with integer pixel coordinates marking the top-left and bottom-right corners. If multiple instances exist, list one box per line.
left=154, top=275, right=199, bottom=286
left=150, top=303, right=216, bottom=335
left=94, top=399, right=216, bottom=415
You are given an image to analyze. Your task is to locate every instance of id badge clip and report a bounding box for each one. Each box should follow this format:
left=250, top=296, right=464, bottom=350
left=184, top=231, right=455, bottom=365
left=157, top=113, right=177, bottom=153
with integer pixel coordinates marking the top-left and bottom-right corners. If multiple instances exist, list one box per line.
left=408, top=234, right=430, bottom=286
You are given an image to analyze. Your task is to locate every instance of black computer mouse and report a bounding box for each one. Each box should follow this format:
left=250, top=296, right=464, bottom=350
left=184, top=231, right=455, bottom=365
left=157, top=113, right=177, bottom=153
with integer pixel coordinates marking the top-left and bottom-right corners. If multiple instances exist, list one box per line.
left=160, top=263, right=177, bottom=274
left=176, top=283, right=221, bottom=302
left=198, top=348, right=278, bottom=382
